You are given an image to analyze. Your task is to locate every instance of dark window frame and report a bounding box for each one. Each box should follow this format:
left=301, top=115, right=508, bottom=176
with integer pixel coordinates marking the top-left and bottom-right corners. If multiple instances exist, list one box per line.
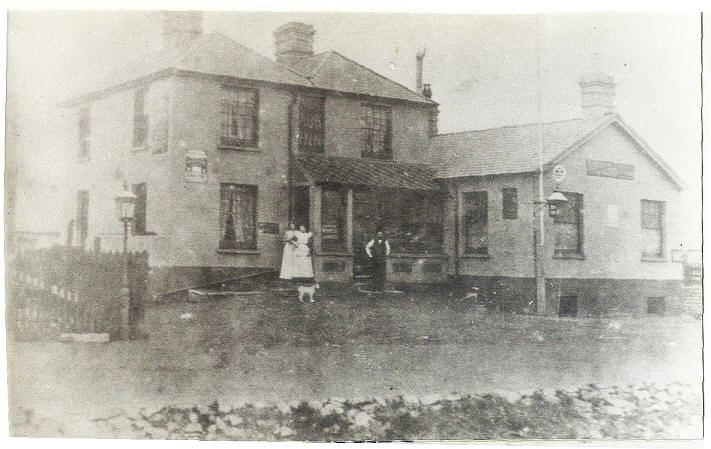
left=641, top=199, right=665, bottom=258
left=78, top=108, right=90, bottom=159
left=219, top=183, right=258, bottom=250
left=152, top=95, right=169, bottom=154
left=502, top=187, right=518, bottom=220
left=361, top=103, right=392, bottom=159
left=132, top=183, right=147, bottom=235
left=76, top=190, right=89, bottom=248
left=219, top=86, right=260, bottom=148
left=298, top=95, right=325, bottom=153
left=463, top=190, right=488, bottom=255
left=320, top=185, right=347, bottom=251
left=133, top=88, right=149, bottom=148
left=553, top=192, right=584, bottom=257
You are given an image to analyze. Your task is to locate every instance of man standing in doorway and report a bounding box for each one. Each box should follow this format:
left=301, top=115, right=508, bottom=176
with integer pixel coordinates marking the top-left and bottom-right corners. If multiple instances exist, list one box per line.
left=365, top=230, right=390, bottom=292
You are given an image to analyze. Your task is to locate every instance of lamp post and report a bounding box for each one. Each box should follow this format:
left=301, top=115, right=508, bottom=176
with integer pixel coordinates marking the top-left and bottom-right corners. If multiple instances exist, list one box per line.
left=114, top=187, right=138, bottom=339
left=115, top=188, right=138, bottom=254
left=533, top=191, right=568, bottom=315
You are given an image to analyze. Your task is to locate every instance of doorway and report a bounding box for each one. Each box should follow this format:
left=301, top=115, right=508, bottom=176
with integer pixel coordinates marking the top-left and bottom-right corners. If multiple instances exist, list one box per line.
left=353, top=199, right=381, bottom=276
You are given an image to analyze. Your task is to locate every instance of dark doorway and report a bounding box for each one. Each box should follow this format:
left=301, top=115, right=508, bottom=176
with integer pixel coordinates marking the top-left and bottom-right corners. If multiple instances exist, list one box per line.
left=353, top=198, right=382, bottom=276
left=559, top=296, right=578, bottom=317
left=647, top=297, right=665, bottom=316
left=293, top=186, right=310, bottom=230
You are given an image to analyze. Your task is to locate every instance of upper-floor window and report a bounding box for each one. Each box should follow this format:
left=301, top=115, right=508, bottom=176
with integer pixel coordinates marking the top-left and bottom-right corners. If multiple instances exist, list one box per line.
left=152, top=96, right=169, bottom=154
left=502, top=187, right=518, bottom=219
left=220, top=87, right=259, bottom=148
left=299, top=95, right=325, bottom=153
left=219, top=183, right=257, bottom=250
left=554, top=192, right=584, bottom=257
left=133, top=88, right=149, bottom=148
left=78, top=108, right=90, bottom=159
left=361, top=104, right=392, bottom=159
left=463, top=190, right=488, bottom=255
left=641, top=200, right=665, bottom=258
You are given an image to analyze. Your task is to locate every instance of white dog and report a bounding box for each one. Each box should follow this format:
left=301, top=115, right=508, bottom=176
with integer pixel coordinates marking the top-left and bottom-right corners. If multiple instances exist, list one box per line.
left=297, top=284, right=320, bottom=303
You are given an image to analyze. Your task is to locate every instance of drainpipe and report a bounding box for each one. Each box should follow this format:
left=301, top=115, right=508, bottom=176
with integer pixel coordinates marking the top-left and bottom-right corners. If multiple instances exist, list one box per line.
left=453, top=181, right=460, bottom=277
left=287, top=93, right=297, bottom=221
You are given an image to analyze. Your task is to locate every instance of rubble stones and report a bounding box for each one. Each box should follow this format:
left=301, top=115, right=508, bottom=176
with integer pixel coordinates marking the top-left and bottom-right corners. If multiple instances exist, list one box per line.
left=12, top=382, right=700, bottom=441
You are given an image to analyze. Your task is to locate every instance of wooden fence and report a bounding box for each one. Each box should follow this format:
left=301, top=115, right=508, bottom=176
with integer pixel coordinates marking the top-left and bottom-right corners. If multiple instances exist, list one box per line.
left=7, top=246, right=149, bottom=341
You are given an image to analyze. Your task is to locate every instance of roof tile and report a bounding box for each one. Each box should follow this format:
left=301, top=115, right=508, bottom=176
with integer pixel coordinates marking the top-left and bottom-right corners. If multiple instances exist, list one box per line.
left=295, top=153, right=440, bottom=190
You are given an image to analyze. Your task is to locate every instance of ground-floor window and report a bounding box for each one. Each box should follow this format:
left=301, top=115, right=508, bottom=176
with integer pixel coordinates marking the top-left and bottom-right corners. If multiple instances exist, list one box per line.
left=558, top=295, right=578, bottom=317
left=647, top=297, right=665, bottom=315
left=463, top=190, right=488, bottom=255
left=641, top=200, right=665, bottom=258
left=219, top=184, right=257, bottom=250
left=76, top=190, right=89, bottom=247
left=353, top=187, right=444, bottom=253
left=554, top=192, right=584, bottom=257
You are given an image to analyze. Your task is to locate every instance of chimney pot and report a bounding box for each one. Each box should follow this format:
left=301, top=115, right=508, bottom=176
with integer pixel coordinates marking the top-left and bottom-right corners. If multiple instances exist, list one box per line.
left=579, top=54, right=616, bottom=122
left=274, top=22, right=315, bottom=66
left=423, top=84, right=432, bottom=99
left=161, top=11, right=203, bottom=49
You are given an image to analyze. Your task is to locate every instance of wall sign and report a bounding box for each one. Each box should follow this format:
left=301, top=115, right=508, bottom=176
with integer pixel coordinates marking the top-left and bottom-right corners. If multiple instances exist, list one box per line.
left=586, top=159, right=634, bottom=180
left=257, top=222, right=280, bottom=234
left=185, top=150, right=208, bottom=183
left=552, top=165, right=567, bottom=183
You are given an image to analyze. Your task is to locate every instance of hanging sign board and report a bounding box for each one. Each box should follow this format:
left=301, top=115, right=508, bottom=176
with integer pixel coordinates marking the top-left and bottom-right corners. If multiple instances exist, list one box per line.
left=185, top=150, right=208, bottom=183
left=257, top=222, right=280, bottom=235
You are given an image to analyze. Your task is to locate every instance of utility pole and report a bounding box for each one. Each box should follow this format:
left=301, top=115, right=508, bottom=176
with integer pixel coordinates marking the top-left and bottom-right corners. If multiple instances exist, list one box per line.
left=534, top=15, right=547, bottom=315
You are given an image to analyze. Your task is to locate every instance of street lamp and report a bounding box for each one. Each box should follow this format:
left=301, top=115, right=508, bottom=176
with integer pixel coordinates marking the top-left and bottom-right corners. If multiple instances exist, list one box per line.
left=544, top=191, right=568, bottom=218
left=533, top=191, right=568, bottom=315
left=114, top=187, right=138, bottom=254
left=114, top=186, right=138, bottom=340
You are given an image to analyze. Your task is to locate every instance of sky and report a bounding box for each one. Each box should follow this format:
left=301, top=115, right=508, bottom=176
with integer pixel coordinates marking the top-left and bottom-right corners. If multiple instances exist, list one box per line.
left=5, top=10, right=702, bottom=242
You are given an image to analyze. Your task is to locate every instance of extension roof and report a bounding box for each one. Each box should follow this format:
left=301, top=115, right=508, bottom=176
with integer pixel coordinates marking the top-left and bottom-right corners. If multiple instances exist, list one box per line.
left=429, top=114, right=683, bottom=188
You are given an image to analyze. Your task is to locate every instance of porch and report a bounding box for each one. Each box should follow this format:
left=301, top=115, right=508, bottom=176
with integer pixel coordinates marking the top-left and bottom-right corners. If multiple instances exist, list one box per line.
left=292, top=153, right=449, bottom=284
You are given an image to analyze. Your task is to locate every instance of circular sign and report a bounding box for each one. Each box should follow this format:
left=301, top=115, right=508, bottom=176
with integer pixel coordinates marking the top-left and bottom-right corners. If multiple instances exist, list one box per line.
left=552, top=164, right=567, bottom=183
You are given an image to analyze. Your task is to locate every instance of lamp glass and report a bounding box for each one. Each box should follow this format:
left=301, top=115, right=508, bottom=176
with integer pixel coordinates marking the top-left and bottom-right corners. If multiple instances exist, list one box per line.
left=115, top=189, right=138, bottom=221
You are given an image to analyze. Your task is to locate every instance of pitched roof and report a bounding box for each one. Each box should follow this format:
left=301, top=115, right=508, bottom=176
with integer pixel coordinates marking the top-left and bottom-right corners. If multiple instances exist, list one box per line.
left=68, top=34, right=434, bottom=106
left=429, top=118, right=592, bottom=178
left=69, top=32, right=313, bottom=102
left=290, top=51, right=435, bottom=105
left=294, top=153, right=441, bottom=191
left=429, top=114, right=683, bottom=188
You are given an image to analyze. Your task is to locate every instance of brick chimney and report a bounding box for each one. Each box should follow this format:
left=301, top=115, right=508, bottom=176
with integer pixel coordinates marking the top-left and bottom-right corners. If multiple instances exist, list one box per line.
left=579, top=54, right=616, bottom=122
left=161, top=11, right=203, bottom=49
left=416, top=47, right=426, bottom=94
left=274, top=22, right=315, bottom=66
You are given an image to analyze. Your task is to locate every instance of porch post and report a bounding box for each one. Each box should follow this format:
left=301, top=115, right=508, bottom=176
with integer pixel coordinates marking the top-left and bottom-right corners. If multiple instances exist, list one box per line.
left=309, top=185, right=322, bottom=254
left=346, top=187, right=354, bottom=254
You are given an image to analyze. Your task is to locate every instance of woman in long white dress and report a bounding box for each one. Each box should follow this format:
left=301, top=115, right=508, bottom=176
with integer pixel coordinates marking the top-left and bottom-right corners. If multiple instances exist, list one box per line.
left=279, top=222, right=299, bottom=280
left=290, top=224, right=314, bottom=282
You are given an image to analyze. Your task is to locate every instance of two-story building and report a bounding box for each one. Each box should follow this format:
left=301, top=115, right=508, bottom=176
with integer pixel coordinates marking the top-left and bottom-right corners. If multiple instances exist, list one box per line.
left=61, top=13, right=447, bottom=294
left=57, top=12, right=686, bottom=316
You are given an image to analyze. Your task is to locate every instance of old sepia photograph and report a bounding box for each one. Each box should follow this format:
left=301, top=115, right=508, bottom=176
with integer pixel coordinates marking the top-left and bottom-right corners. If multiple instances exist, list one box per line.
left=4, top=6, right=703, bottom=444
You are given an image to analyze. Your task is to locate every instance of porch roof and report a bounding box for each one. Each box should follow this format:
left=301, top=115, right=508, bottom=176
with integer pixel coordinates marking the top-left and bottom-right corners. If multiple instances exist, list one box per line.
left=294, top=153, right=441, bottom=191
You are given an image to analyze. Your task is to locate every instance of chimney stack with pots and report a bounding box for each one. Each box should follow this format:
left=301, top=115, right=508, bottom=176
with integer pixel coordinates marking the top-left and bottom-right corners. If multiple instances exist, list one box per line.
left=161, top=11, right=203, bottom=49
left=274, top=22, right=315, bottom=66
left=579, top=53, right=616, bottom=122
left=416, top=47, right=426, bottom=94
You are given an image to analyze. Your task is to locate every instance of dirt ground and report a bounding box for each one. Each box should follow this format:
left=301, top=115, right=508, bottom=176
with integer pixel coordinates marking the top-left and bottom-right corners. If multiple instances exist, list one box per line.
left=6, top=285, right=703, bottom=435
